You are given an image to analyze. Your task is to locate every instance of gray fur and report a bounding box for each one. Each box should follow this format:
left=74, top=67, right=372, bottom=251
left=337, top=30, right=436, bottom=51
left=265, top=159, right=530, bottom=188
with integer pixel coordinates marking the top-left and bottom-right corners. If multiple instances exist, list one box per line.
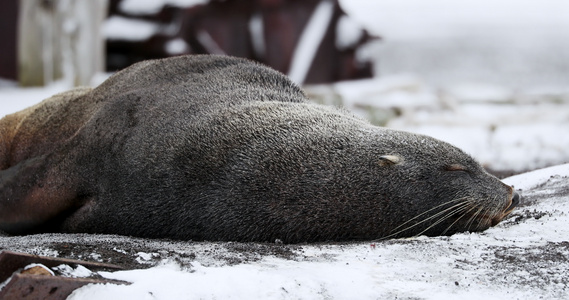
left=0, top=55, right=518, bottom=243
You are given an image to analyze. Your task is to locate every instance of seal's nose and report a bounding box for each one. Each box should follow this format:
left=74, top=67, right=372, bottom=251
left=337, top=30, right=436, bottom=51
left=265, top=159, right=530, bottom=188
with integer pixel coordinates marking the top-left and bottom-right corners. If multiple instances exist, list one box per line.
left=506, top=191, right=520, bottom=212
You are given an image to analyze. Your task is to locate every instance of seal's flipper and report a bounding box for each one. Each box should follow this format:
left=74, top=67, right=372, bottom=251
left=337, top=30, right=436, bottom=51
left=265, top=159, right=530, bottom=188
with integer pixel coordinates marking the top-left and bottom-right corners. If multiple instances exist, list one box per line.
left=0, top=155, right=80, bottom=234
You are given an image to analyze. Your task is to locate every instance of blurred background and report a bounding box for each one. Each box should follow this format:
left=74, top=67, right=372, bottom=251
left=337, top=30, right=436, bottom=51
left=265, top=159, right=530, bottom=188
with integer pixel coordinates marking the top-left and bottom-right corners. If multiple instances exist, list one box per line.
left=1, top=0, right=568, bottom=176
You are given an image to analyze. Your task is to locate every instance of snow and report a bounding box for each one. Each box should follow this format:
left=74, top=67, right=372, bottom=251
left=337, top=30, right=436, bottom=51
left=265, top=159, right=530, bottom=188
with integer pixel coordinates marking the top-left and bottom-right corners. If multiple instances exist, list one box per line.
left=136, top=252, right=160, bottom=264
left=53, top=264, right=94, bottom=278
left=119, top=0, right=207, bottom=15
left=0, top=80, right=71, bottom=117
left=165, top=38, right=190, bottom=55
left=503, top=163, right=569, bottom=190
left=103, top=16, right=160, bottom=41
left=335, top=15, right=363, bottom=50
left=445, top=83, right=513, bottom=103
left=340, top=0, right=569, bottom=90
left=340, top=0, right=569, bottom=40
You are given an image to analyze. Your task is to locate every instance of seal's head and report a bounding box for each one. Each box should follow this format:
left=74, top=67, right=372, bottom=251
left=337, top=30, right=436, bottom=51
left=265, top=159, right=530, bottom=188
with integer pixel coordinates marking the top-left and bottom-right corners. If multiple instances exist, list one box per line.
left=368, top=129, right=520, bottom=239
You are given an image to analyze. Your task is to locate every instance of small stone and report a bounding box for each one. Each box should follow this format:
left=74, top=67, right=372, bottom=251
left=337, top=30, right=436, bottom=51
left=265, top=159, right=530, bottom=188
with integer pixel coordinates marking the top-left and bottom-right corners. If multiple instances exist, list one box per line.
left=21, top=265, right=53, bottom=276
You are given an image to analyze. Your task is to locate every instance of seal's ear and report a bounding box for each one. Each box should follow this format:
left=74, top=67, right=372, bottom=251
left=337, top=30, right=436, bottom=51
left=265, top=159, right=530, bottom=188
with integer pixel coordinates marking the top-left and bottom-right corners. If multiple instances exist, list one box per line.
left=378, top=155, right=401, bottom=166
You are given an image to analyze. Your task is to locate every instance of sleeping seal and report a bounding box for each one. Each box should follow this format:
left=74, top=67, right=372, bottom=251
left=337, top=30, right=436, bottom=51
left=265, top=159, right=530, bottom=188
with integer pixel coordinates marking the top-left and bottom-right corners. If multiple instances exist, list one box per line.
left=0, top=55, right=519, bottom=243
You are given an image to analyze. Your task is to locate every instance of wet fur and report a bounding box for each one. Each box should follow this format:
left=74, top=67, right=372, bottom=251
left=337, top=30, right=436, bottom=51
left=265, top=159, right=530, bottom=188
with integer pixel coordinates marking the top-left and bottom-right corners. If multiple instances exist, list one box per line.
left=0, top=55, right=516, bottom=243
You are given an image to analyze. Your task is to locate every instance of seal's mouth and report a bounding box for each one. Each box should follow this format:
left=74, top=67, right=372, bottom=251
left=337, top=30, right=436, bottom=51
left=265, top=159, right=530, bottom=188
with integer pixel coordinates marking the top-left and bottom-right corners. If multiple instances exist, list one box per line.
left=489, top=191, right=521, bottom=226
left=504, top=191, right=520, bottom=214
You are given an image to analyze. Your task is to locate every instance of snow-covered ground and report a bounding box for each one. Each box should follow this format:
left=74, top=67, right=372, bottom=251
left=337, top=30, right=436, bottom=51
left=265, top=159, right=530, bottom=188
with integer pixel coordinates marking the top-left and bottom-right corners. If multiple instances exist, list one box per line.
left=1, top=164, right=568, bottom=299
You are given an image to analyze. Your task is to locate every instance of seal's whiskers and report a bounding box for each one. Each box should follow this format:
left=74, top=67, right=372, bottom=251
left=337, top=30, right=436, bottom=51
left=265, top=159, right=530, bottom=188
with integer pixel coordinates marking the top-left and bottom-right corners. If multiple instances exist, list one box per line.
left=441, top=204, right=479, bottom=235
left=380, top=198, right=470, bottom=240
left=477, top=197, right=500, bottom=230
left=388, top=197, right=466, bottom=234
left=463, top=195, right=501, bottom=231
left=413, top=203, right=473, bottom=237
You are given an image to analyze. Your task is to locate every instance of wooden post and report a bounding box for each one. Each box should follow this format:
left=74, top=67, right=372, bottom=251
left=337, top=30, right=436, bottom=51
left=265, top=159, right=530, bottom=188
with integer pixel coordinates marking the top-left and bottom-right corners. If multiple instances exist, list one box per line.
left=18, top=0, right=108, bottom=87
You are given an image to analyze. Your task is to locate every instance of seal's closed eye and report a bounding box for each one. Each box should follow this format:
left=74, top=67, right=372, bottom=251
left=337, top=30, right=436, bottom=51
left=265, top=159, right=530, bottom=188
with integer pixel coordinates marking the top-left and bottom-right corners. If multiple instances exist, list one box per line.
left=445, top=164, right=469, bottom=172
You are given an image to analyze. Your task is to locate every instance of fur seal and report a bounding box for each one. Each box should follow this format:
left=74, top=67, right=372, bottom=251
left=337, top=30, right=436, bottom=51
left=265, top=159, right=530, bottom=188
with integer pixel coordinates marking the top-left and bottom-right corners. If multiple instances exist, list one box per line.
left=0, top=55, right=519, bottom=243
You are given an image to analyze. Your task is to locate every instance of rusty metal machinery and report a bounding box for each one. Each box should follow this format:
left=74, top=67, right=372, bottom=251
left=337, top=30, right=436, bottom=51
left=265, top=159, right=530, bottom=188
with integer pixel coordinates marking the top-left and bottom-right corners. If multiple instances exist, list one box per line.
left=0, top=251, right=128, bottom=300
